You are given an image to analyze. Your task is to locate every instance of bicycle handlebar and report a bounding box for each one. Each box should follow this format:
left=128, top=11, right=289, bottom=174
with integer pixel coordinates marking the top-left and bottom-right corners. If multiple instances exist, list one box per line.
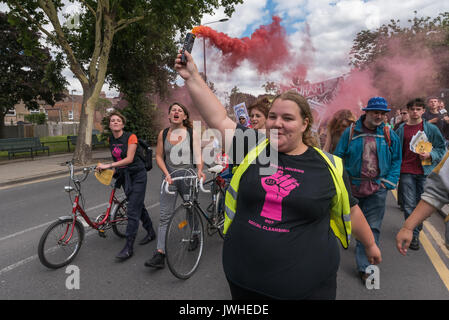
left=162, top=176, right=210, bottom=195
left=65, top=160, right=97, bottom=183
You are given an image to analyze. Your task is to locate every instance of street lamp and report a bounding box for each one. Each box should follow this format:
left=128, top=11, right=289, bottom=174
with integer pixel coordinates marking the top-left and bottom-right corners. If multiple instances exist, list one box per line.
left=202, top=18, right=229, bottom=83
left=70, top=89, right=77, bottom=122
left=70, top=89, right=77, bottom=134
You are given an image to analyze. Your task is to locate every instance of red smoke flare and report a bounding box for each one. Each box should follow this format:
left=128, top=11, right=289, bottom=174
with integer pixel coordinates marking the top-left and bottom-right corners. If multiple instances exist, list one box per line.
left=193, top=16, right=291, bottom=74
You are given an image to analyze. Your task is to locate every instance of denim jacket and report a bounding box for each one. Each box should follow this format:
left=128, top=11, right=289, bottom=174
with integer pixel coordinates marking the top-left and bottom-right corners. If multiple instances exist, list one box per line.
left=334, top=115, right=402, bottom=190
left=395, top=120, right=446, bottom=176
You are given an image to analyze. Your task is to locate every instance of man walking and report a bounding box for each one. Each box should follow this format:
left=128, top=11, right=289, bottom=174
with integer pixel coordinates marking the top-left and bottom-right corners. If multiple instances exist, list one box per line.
left=423, top=97, right=446, bottom=137
left=395, top=98, right=446, bottom=250
left=334, top=97, right=402, bottom=283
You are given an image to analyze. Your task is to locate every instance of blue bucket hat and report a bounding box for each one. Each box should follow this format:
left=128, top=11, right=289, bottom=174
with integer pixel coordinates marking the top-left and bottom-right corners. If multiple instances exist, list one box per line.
left=362, top=97, right=391, bottom=112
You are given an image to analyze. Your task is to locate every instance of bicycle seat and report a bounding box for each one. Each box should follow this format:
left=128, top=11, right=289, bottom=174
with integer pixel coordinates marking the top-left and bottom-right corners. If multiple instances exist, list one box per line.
left=207, top=164, right=224, bottom=174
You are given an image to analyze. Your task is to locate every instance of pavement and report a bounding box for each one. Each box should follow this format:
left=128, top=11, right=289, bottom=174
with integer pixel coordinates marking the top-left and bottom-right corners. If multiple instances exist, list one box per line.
left=0, top=148, right=448, bottom=217
left=0, top=148, right=112, bottom=187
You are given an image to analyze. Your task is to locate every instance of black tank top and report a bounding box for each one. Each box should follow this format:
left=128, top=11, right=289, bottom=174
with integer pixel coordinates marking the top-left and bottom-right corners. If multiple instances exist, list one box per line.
left=109, top=131, right=144, bottom=171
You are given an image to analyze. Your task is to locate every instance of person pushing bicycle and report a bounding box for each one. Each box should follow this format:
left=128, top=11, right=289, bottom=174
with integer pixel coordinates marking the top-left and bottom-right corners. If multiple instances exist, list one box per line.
left=144, top=102, right=205, bottom=269
left=97, top=111, right=156, bottom=261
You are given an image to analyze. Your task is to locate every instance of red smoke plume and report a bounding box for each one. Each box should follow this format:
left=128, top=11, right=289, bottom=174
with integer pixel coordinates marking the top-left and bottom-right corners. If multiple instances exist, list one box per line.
left=193, top=16, right=291, bottom=74
left=324, top=35, right=442, bottom=122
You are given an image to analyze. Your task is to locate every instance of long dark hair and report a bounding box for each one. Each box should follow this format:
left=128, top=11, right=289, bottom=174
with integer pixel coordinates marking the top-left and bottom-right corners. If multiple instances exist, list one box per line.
left=168, top=102, right=193, bottom=128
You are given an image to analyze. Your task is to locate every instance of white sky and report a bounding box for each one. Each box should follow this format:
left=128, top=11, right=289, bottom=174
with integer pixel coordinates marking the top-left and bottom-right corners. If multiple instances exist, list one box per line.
left=2, top=1, right=449, bottom=101
left=195, top=0, right=449, bottom=102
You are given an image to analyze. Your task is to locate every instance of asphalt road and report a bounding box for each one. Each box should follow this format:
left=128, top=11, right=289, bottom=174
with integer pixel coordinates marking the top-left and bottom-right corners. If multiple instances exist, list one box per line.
left=1, top=163, right=448, bottom=300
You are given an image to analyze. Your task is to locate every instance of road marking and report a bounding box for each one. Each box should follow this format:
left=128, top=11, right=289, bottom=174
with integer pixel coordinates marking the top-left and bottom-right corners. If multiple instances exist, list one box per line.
left=0, top=173, right=70, bottom=190
left=390, top=189, right=397, bottom=200
left=0, top=201, right=159, bottom=242
left=0, top=201, right=109, bottom=242
left=0, top=221, right=53, bottom=243
left=420, top=232, right=449, bottom=291
left=423, top=221, right=449, bottom=259
left=390, top=191, right=449, bottom=292
left=0, top=229, right=97, bottom=277
left=0, top=255, right=39, bottom=276
left=0, top=201, right=160, bottom=276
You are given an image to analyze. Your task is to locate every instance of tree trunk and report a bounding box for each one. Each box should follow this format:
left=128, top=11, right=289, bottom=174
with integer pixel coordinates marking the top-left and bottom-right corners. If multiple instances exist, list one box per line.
left=72, top=87, right=98, bottom=165
left=0, top=113, right=6, bottom=139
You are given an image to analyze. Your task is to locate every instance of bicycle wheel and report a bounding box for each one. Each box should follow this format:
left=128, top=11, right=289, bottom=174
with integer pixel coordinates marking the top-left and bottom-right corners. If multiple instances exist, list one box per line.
left=112, top=199, right=128, bottom=238
left=213, top=190, right=226, bottom=239
left=165, top=204, right=204, bottom=279
left=38, top=217, right=85, bottom=269
left=206, top=189, right=225, bottom=239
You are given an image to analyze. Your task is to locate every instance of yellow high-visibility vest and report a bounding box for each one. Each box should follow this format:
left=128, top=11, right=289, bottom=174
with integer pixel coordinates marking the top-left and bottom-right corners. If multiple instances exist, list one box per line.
left=224, top=139, right=352, bottom=249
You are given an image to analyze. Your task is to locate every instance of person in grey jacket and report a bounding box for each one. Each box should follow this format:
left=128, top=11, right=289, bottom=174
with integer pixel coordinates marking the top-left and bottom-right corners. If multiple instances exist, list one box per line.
left=396, top=150, right=449, bottom=255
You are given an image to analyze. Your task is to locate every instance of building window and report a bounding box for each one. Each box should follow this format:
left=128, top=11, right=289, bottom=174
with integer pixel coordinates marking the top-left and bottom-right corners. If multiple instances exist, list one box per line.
left=68, top=110, right=74, bottom=120
left=6, top=109, right=16, bottom=116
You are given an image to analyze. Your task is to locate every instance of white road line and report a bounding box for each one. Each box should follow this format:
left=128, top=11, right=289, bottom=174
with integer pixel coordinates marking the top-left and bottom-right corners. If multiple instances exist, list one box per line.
left=0, top=201, right=160, bottom=276
left=0, top=201, right=159, bottom=242
left=0, top=255, right=38, bottom=276
left=0, top=202, right=109, bottom=242
left=0, top=222, right=53, bottom=243
left=0, top=229, right=97, bottom=277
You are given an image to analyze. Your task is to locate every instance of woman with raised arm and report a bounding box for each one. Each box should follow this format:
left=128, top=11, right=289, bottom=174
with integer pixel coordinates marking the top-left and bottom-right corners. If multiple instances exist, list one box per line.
left=175, top=51, right=381, bottom=299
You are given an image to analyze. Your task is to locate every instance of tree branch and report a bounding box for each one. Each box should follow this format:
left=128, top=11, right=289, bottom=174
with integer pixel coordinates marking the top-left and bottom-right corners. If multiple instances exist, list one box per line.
left=78, top=0, right=96, bottom=17
left=89, top=1, right=103, bottom=82
left=37, top=0, right=89, bottom=86
left=93, top=10, right=114, bottom=95
left=11, top=0, right=58, bottom=43
left=114, top=16, right=144, bottom=33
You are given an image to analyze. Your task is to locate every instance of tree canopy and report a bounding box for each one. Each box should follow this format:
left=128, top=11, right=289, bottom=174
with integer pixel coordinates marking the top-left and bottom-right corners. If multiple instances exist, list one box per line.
left=4, top=0, right=242, bottom=163
left=0, top=11, right=67, bottom=134
left=349, top=11, right=449, bottom=105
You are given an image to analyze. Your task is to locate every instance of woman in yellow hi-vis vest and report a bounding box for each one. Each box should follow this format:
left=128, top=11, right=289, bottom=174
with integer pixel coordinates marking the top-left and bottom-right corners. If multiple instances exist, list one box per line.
left=175, top=51, right=381, bottom=300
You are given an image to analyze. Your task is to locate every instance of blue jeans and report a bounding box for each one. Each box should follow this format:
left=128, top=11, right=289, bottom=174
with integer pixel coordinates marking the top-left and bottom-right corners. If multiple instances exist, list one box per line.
left=400, top=173, right=425, bottom=237
left=355, top=187, right=388, bottom=273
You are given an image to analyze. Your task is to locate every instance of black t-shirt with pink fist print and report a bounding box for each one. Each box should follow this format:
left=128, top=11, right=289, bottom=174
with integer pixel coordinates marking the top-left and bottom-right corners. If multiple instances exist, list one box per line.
left=223, top=125, right=356, bottom=299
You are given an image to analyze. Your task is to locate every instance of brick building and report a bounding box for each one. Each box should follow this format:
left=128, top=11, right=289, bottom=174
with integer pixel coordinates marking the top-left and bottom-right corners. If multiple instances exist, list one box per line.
left=5, top=92, right=119, bottom=131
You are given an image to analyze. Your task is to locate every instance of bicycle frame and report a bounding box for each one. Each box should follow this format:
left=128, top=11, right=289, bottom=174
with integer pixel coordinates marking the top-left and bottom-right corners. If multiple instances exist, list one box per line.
left=60, top=187, right=121, bottom=244
left=71, top=187, right=119, bottom=229
left=162, top=175, right=220, bottom=229
left=61, top=160, right=127, bottom=243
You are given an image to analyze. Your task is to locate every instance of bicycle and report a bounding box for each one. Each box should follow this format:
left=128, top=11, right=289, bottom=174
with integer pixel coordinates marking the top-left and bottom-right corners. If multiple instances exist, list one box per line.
left=204, top=164, right=229, bottom=238
left=162, top=169, right=225, bottom=279
left=37, top=161, right=128, bottom=269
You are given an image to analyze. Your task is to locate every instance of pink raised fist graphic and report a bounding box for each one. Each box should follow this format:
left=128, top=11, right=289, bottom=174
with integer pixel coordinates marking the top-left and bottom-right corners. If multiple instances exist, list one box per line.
left=260, top=170, right=299, bottom=221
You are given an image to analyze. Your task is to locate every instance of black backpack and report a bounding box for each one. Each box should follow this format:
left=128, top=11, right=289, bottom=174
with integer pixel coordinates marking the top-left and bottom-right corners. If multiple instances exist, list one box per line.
left=137, top=139, right=153, bottom=171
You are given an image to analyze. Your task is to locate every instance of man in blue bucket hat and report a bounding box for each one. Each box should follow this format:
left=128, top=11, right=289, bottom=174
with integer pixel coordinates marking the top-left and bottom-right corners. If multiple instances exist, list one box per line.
left=335, top=97, right=402, bottom=285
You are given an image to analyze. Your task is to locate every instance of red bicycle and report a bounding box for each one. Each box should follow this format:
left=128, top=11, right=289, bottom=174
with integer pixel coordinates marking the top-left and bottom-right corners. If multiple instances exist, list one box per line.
left=38, top=161, right=128, bottom=269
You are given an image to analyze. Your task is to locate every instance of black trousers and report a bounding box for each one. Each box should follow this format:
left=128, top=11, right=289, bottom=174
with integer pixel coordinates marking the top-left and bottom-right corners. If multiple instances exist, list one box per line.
left=227, top=273, right=337, bottom=300
left=124, top=169, right=154, bottom=238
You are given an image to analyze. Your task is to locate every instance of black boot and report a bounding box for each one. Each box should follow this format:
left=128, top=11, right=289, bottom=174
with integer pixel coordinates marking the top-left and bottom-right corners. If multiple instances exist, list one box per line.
left=116, top=236, right=135, bottom=261
left=144, top=251, right=165, bottom=269
left=139, top=227, right=156, bottom=245
left=139, top=209, right=156, bottom=245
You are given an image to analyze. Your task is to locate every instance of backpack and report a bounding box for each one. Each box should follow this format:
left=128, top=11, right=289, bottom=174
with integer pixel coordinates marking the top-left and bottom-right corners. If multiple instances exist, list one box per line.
left=348, top=123, right=391, bottom=148
left=137, top=139, right=153, bottom=171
